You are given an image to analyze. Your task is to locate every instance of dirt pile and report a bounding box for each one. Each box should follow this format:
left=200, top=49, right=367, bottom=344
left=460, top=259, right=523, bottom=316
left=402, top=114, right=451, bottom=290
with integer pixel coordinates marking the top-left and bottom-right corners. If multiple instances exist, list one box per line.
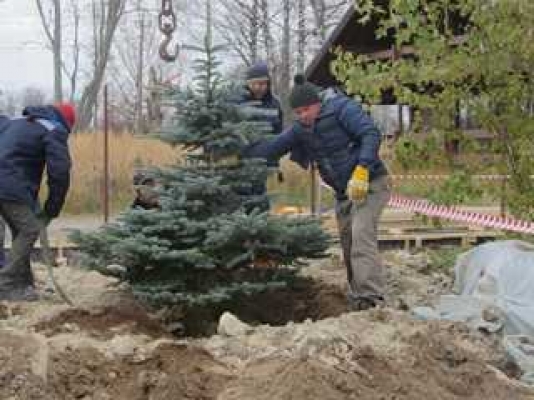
left=207, top=309, right=530, bottom=400
left=0, top=252, right=532, bottom=399
left=0, top=327, right=231, bottom=400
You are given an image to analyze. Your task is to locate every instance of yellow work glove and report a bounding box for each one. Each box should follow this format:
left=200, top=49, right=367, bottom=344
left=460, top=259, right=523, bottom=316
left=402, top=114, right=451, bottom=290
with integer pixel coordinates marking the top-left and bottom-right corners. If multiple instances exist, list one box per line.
left=347, top=165, right=369, bottom=202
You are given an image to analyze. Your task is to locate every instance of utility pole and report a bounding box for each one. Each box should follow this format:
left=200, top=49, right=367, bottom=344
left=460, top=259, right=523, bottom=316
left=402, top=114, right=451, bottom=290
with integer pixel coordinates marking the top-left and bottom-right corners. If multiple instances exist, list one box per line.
left=136, top=12, right=145, bottom=134
left=103, top=85, right=110, bottom=223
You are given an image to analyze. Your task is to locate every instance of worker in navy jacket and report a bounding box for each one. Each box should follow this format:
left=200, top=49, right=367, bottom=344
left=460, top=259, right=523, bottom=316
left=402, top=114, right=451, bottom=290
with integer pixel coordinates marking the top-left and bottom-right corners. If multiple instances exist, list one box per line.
left=232, top=61, right=284, bottom=211
left=234, top=61, right=284, bottom=135
left=248, top=75, right=391, bottom=310
left=0, top=103, right=75, bottom=301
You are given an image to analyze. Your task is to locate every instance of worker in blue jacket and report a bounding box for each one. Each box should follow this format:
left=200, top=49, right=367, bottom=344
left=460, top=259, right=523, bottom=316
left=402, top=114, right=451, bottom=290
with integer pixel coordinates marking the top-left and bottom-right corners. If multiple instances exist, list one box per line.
left=248, top=75, right=391, bottom=310
left=235, top=61, right=284, bottom=135
left=0, top=103, right=75, bottom=301
left=232, top=61, right=285, bottom=211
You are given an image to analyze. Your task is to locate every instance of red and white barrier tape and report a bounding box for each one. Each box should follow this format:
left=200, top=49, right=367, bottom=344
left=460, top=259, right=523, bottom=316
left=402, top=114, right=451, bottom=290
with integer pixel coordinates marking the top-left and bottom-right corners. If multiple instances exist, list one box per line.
left=391, top=174, right=534, bottom=181
left=319, top=180, right=534, bottom=234
left=388, top=194, right=534, bottom=234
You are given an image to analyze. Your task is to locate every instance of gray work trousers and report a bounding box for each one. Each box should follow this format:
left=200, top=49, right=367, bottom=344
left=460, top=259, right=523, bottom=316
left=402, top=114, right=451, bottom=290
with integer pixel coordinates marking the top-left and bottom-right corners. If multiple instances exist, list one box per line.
left=0, top=201, right=42, bottom=289
left=335, top=175, right=391, bottom=301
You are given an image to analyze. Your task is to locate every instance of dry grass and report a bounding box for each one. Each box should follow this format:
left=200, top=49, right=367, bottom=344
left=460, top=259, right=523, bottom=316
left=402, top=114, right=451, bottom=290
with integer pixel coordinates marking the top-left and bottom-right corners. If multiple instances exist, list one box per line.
left=63, top=131, right=490, bottom=215
left=64, top=132, right=318, bottom=215
left=67, top=134, right=411, bottom=215
left=64, top=132, right=179, bottom=214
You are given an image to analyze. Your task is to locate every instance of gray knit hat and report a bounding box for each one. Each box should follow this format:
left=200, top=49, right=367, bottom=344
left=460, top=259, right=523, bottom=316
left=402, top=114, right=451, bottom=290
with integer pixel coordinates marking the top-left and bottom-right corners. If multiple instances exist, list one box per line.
left=289, top=74, right=320, bottom=108
left=246, top=61, right=270, bottom=82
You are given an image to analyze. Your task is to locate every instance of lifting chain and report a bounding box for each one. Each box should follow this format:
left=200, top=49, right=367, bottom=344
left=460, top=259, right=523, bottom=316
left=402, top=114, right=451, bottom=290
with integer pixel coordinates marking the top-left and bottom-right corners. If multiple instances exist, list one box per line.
left=158, top=0, right=180, bottom=62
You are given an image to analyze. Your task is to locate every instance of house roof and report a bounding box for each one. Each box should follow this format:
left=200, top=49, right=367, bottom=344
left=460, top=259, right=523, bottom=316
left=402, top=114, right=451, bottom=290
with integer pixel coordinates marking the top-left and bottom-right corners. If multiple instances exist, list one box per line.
left=305, top=2, right=469, bottom=105
left=305, top=3, right=394, bottom=88
left=304, top=7, right=356, bottom=86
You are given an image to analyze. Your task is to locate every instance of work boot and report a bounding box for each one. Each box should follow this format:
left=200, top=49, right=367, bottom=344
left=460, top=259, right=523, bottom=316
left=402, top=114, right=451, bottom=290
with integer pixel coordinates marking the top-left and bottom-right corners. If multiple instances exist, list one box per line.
left=0, top=285, right=39, bottom=302
left=348, top=296, right=384, bottom=312
left=349, top=297, right=376, bottom=311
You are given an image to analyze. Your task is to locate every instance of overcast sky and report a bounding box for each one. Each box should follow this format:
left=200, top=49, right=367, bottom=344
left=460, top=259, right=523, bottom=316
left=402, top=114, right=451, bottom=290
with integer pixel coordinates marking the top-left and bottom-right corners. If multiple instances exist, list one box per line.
left=0, top=0, right=53, bottom=93
left=0, top=0, right=214, bottom=97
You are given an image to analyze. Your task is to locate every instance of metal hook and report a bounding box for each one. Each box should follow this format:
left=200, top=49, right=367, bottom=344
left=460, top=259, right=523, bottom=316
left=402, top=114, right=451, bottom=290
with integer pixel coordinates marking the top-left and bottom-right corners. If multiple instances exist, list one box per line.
left=158, top=0, right=179, bottom=63
left=159, top=34, right=180, bottom=63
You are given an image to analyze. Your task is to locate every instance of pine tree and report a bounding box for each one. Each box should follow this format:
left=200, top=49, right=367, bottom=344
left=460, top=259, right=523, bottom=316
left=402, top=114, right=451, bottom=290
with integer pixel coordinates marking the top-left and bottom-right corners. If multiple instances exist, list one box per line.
left=71, top=1, right=329, bottom=308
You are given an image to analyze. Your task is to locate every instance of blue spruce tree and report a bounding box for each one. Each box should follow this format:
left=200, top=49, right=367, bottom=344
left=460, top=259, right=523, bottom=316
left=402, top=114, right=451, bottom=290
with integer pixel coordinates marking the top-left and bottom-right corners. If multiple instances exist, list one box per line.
left=71, top=2, right=329, bottom=311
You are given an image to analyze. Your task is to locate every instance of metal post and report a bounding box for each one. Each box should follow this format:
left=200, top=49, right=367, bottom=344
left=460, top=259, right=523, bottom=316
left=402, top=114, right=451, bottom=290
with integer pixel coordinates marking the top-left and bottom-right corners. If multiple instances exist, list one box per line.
left=136, top=15, right=145, bottom=134
left=103, top=84, right=110, bottom=223
left=310, top=165, right=317, bottom=215
left=316, top=170, right=322, bottom=216
left=500, top=174, right=507, bottom=218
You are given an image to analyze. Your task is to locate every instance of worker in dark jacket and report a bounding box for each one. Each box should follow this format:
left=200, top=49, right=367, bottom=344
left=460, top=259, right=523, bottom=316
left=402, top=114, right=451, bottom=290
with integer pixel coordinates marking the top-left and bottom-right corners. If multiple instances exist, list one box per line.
left=235, top=61, right=284, bottom=135
left=233, top=61, right=285, bottom=211
left=248, top=75, right=391, bottom=310
left=0, top=103, right=75, bottom=301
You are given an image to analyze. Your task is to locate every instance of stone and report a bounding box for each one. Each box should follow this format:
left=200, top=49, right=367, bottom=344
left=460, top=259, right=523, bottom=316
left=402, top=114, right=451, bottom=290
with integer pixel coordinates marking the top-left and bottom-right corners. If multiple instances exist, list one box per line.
left=217, top=312, right=253, bottom=337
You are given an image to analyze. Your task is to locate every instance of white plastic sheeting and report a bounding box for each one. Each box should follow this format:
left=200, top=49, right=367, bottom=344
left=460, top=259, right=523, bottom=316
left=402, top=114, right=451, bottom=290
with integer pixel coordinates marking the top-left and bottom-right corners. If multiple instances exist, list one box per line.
left=453, top=240, right=534, bottom=336
left=413, top=240, right=534, bottom=384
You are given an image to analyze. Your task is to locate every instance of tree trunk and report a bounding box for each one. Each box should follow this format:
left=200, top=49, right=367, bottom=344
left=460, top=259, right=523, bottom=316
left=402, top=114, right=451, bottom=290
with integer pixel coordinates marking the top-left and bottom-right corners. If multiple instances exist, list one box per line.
left=52, top=0, right=62, bottom=102
left=297, top=0, right=306, bottom=72
left=35, top=0, right=63, bottom=102
left=66, top=0, right=80, bottom=102
left=250, top=0, right=259, bottom=63
left=281, top=0, right=291, bottom=109
left=136, top=14, right=145, bottom=134
left=308, top=0, right=327, bottom=43
left=77, top=0, right=126, bottom=131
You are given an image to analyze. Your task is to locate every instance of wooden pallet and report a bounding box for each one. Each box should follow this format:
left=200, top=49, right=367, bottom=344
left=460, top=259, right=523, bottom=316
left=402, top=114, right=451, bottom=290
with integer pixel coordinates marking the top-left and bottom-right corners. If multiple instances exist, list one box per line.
left=322, top=211, right=504, bottom=250
left=378, top=228, right=503, bottom=250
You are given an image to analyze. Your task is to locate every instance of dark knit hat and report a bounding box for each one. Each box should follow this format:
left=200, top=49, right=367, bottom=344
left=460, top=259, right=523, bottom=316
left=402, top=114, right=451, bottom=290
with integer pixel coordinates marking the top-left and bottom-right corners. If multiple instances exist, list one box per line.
left=246, top=61, right=270, bottom=82
left=289, top=74, right=320, bottom=108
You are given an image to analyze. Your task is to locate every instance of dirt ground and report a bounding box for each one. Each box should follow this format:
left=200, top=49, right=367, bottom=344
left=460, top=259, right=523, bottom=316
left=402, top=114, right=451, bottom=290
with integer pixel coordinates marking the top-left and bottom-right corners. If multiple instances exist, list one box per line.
left=1, top=249, right=533, bottom=400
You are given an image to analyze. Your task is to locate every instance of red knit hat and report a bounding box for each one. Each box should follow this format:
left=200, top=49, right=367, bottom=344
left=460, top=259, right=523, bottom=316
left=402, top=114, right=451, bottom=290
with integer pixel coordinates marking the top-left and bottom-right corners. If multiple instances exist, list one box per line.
left=54, top=102, right=76, bottom=129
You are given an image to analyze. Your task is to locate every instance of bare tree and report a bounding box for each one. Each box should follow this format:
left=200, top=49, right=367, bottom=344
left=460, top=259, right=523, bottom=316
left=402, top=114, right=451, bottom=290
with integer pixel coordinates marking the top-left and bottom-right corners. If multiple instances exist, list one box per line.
left=107, top=0, right=175, bottom=133
left=308, top=0, right=326, bottom=41
left=216, top=0, right=262, bottom=65
left=21, top=87, right=48, bottom=107
left=4, top=92, right=18, bottom=116
left=0, top=89, right=18, bottom=116
left=145, top=66, right=165, bottom=130
left=77, top=0, right=126, bottom=131
left=63, top=0, right=81, bottom=102
left=250, top=0, right=260, bottom=62
left=296, top=0, right=307, bottom=72
left=309, top=0, right=351, bottom=43
left=260, top=0, right=274, bottom=63
left=213, top=0, right=348, bottom=89
left=135, top=12, right=145, bottom=133
left=35, top=0, right=63, bottom=102
left=280, top=0, right=291, bottom=104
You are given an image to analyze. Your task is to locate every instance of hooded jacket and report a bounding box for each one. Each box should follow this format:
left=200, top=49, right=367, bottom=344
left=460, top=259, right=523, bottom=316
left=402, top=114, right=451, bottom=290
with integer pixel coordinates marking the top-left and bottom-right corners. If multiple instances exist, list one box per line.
left=247, top=89, right=387, bottom=199
left=0, top=106, right=72, bottom=218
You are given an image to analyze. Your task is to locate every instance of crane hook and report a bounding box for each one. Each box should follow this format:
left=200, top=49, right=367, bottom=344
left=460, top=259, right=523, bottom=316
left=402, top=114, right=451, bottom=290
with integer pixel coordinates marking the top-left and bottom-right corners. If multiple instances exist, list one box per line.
left=159, top=35, right=180, bottom=63
left=158, top=0, right=179, bottom=63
